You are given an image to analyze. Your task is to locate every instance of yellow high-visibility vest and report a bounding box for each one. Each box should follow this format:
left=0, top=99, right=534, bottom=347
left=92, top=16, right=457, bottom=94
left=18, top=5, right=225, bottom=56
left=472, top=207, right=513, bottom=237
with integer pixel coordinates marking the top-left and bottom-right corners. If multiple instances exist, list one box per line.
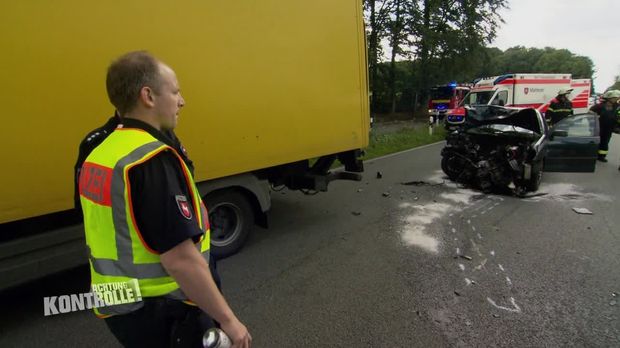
left=79, top=127, right=210, bottom=317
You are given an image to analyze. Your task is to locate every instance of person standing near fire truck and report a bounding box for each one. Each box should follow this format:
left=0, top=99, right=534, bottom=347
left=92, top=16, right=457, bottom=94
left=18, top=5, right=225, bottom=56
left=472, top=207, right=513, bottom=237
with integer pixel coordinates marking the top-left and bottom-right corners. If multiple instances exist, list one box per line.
left=590, top=90, right=620, bottom=163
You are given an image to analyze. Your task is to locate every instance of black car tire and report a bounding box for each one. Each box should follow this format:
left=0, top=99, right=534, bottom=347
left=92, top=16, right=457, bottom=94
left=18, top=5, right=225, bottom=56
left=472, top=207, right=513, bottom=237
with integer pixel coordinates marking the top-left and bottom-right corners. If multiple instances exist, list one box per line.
left=204, top=190, right=254, bottom=259
left=441, top=154, right=464, bottom=181
left=526, top=160, right=543, bottom=192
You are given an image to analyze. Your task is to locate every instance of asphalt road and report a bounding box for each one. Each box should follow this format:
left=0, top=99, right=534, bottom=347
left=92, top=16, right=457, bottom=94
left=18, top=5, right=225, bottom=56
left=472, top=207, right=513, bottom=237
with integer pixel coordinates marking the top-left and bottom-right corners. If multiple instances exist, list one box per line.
left=2, top=136, right=619, bottom=347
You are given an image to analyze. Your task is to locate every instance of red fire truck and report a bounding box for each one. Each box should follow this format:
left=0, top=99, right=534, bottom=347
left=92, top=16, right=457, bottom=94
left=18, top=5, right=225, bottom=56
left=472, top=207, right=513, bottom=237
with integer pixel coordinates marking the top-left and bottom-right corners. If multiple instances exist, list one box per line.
left=428, top=83, right=471, bottom=123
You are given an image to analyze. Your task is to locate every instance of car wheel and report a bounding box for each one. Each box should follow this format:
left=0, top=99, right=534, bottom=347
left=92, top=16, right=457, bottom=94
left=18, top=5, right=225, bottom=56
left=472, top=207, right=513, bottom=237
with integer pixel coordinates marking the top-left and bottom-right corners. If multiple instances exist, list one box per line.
left=204, top=190, right=254, bottom=259
left=441, top=154, right=464, bottom=181
left=526, top=160, right=543, bottom=192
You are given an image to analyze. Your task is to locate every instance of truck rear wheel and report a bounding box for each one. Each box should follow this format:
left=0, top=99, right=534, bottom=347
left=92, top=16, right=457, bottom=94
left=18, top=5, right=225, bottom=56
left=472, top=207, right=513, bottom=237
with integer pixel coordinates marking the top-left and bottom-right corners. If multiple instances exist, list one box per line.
left=204, top=190, right=254, bottom=259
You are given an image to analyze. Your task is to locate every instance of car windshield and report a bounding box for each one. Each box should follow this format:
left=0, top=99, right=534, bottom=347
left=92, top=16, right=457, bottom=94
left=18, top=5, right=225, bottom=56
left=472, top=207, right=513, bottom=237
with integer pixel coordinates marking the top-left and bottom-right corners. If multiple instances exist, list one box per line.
left=462, top=91, right=494, bottom=106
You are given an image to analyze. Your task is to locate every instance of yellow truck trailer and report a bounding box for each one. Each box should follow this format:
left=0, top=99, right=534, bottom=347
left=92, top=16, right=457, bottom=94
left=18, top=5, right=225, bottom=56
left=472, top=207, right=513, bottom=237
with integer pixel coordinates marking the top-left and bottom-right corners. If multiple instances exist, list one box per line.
left=0, top=1, right=369, bottom=289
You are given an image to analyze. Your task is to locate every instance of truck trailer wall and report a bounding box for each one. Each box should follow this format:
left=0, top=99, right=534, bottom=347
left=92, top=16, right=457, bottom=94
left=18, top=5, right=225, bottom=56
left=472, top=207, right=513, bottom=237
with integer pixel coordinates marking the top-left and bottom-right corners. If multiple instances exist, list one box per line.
left=0, top=0, right=370, bottom=223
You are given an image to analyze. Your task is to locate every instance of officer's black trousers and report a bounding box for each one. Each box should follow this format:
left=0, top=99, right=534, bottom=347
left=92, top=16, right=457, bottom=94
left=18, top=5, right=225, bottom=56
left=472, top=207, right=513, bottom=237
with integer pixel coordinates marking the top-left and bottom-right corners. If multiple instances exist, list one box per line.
left=599, top=124, right=614, bottom=158
left=105, top=298, right=215, bottom=348
left=105, top=255, right=221, bottom=348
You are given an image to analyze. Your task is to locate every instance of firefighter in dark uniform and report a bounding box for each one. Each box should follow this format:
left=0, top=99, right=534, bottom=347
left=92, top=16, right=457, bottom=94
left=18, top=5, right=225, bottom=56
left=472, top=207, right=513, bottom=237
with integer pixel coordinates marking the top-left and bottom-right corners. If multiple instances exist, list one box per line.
left=546, top=88, right=574, bottom=125
left=77, top=51, right=251, bottom=348
left=589, top=90, right=620, bottom=162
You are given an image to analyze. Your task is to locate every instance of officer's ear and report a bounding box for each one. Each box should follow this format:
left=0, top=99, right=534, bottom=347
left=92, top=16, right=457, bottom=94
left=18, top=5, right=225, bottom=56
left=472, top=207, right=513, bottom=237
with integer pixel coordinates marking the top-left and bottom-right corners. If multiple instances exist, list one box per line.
left=139, top=86, right=156, bottom=108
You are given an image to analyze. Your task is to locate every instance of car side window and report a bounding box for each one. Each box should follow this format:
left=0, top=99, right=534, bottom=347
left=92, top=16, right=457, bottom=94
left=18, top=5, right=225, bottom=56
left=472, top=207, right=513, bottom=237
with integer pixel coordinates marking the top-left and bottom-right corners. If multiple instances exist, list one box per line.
left=553, top=114, right=598, bottom=137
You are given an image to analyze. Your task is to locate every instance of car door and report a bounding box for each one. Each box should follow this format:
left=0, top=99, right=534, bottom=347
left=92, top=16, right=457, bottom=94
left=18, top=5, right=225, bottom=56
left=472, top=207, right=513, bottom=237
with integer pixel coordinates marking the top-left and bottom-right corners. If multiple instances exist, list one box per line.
left=543, top=113, right=600, bottom=172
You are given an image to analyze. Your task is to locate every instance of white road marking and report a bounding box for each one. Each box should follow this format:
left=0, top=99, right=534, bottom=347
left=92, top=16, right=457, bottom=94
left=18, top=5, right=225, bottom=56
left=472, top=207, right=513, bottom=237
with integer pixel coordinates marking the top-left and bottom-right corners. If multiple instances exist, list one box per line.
left=506, top=276, right=513, bottom=286
left=470, top=239, right=483, bottom=257
left=487, top=297, right=522, bottom=313
left=498, top=264, right=505, bottom=272
left=459, top=264, right=466, bottom=271
left=474, top=259, right=487, bottom=270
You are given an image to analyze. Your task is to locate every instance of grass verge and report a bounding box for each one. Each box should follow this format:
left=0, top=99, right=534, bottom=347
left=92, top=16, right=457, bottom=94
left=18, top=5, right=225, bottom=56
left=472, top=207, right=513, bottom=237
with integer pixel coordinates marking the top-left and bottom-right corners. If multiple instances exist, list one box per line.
left=362, top=126, right=446, bottom=160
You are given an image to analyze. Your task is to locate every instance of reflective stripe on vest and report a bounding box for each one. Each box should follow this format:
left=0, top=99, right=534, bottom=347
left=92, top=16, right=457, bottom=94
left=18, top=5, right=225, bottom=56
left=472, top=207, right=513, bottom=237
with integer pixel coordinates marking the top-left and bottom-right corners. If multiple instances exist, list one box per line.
left=79, top=128, right=210, bottom=316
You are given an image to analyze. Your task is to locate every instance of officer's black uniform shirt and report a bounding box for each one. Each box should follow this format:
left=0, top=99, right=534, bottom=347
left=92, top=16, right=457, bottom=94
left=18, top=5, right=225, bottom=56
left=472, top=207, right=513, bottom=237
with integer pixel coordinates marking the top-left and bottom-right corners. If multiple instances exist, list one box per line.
left=121, top=118, right=203, bottom=254
left=75, top=117, right=203, bottom=254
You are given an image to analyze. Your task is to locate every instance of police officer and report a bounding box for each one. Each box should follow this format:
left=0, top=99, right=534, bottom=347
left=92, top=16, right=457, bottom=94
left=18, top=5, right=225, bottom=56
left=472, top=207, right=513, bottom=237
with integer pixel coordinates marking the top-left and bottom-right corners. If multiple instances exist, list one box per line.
left=78, top=51, right=251, bottom=347
left=74, top=112, right=222, bottom=292
left=590, top=90, right=620, bottom=162
left=546, top=88, right=574, bottom=125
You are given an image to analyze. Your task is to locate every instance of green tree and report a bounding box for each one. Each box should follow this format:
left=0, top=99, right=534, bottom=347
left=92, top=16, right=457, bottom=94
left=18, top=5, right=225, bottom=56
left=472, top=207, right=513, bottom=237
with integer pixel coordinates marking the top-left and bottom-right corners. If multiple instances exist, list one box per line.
left=364, top=0, right=392, bottom=111
left=608, top=75, right=620, bottom=91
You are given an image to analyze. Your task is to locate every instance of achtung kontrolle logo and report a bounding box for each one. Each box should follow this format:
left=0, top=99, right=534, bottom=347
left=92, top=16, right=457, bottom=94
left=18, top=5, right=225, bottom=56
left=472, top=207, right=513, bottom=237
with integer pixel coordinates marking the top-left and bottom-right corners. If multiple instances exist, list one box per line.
left=43, top=279, right=142, bottom=316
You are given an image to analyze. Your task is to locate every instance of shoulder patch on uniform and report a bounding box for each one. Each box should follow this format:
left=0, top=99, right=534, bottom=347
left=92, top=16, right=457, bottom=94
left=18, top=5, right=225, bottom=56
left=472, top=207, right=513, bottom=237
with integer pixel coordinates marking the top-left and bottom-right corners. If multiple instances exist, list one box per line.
left=175, top=195, right=193, bottom=220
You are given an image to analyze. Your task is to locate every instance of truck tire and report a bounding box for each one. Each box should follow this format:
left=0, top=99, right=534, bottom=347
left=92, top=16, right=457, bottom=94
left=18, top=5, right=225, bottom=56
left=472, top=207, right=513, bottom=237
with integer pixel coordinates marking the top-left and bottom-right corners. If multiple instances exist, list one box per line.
left=526, top=160, right=543, bottom=192
left=204, top=190, right=254, bottom=260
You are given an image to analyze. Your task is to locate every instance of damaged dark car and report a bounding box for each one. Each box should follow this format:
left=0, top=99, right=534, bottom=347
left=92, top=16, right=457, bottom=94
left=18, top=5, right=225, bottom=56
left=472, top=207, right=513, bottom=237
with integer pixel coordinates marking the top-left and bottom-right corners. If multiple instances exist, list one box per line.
left=441, top=106, right=600, bottom=196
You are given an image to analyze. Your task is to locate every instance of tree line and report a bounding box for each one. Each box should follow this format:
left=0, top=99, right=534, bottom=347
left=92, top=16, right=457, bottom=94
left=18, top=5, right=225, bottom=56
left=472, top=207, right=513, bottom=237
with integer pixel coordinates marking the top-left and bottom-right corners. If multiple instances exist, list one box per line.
left=364, top=0, right=596, bottom=115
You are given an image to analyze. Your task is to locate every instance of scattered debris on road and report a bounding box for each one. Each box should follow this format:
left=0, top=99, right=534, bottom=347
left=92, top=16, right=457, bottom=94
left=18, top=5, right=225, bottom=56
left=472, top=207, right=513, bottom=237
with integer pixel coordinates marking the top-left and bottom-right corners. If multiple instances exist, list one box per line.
left=351, top=211, right=362, bottom=216
left=382, top=192, right=390, bottom=197
left=459, top=255, right=473, bottom=261
left=376, top=171, right=383, bottom=179
left=572, top=207, right=593, bottom=215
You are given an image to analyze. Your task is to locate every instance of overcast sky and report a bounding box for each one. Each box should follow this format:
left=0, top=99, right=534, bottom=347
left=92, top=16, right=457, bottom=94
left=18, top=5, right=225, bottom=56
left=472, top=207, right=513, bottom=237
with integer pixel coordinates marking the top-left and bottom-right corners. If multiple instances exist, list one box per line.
left=492, top=0, right=619, bottom=91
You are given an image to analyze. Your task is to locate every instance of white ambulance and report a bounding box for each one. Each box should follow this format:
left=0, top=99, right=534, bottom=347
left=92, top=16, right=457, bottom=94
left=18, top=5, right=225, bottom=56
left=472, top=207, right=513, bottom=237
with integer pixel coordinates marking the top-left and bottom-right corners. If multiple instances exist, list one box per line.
left=446, top=73, right=591, bottom=127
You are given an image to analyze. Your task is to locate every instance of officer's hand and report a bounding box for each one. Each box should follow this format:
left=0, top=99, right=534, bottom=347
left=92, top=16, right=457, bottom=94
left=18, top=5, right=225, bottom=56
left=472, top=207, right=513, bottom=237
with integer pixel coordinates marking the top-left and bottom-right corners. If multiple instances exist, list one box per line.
left=221, top=319, right=251, bottom=348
